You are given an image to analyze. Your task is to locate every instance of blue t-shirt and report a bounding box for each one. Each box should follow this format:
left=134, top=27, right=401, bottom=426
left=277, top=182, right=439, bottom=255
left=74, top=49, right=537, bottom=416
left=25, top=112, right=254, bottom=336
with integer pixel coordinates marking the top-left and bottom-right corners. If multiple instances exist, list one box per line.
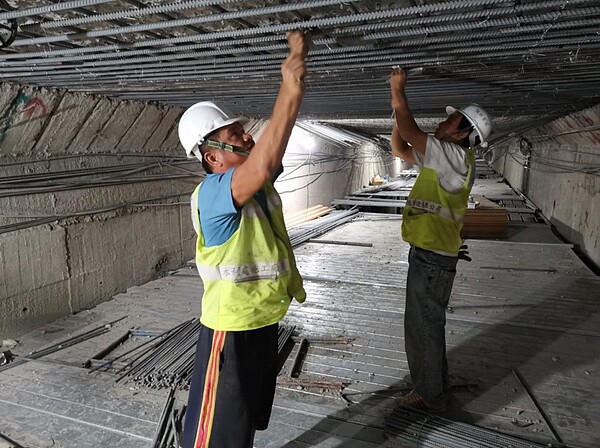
left=199, top=168, right=271, bottom=247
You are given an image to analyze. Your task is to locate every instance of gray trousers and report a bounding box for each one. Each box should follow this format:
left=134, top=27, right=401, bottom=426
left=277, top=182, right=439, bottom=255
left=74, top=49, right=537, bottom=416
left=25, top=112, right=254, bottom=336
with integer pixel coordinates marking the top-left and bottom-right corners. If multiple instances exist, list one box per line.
left=405, top=245, right=458, bottom=401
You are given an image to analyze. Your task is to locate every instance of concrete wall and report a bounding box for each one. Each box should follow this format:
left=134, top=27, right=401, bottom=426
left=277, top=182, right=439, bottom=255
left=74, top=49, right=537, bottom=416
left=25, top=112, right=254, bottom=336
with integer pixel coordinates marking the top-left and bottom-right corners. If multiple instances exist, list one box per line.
left=0, top=82, right=196, bottom=339
left=0, top=207, right=196, bottom=337
left=0, top=83, right=182, bottom=156
left=0, top=83, right=398, bottom=338
left=490, top=103, right=600, bottom=267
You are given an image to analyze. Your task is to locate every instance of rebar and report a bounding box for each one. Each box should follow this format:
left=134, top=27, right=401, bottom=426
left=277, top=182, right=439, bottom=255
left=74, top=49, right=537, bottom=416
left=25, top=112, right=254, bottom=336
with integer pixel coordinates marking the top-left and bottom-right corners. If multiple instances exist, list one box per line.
left=0, top=0, right=113, bottom=21
left=104, top=321, right=296, bottom=390
left=151, top=386, right=177, bottom=448
left=386, top=406, right=560, bottom=448
left=288, top=209, right=361, bottom=247
left=16, top=0, right=352, bottom=45
left=41, top=0, right=239, bottom=29
left=0, top=316, right=126, bottom=373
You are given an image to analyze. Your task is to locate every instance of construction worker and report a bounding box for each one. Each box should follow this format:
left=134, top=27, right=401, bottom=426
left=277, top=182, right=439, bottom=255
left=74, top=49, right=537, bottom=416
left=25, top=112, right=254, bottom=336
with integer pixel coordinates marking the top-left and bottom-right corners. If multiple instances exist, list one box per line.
left=177, top=31, right=308, bottom=448
left=389, top=68, right=492, bottom=412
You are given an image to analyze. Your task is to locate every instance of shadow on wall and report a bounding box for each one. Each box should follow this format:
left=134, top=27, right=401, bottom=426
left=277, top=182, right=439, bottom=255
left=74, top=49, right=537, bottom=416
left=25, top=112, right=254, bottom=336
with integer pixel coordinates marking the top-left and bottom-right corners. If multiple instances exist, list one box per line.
left=278, top=274, right=599, bottom=448
left=550, top=216, right=599, bottom=274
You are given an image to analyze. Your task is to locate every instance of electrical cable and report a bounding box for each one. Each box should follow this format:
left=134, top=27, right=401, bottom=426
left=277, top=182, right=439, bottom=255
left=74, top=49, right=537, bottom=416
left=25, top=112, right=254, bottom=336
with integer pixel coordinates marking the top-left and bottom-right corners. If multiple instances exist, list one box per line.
left=0, top=192, right=195, bottom=234
left=0, top=153, right=187, bottom=168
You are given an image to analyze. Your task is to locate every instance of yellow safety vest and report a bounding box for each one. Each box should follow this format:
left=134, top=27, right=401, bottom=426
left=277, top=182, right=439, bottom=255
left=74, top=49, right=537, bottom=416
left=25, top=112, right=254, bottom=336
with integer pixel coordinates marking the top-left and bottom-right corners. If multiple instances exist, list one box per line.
left=191, top=181, right=305, bottom=331
left=402, top=149, right=475, bottom=256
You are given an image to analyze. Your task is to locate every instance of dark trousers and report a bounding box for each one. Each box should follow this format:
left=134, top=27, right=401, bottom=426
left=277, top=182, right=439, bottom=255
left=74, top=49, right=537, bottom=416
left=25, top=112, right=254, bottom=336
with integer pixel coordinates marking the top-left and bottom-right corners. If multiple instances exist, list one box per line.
left=182, top=323, right=279, bottom=448
left=405, top=246, right=458, bottom=401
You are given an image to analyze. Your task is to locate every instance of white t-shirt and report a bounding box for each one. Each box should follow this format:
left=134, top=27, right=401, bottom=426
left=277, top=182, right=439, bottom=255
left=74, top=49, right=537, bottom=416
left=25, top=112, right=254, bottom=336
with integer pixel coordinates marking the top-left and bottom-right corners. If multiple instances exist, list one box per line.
left=412, top=136, right=469, bottom=193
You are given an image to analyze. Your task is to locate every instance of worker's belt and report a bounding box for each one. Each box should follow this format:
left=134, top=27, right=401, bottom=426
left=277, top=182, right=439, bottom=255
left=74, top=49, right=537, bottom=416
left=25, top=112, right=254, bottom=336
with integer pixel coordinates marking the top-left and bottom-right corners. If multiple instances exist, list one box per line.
left=405, top=198, right=464, bottom=223
left=197, top=259, right=290, bottom=283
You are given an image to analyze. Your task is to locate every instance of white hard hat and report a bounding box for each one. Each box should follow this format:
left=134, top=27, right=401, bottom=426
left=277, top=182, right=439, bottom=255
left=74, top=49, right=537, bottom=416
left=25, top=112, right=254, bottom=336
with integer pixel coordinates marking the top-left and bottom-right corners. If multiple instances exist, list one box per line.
left=178, top=101, right=245, bottom=158
left=446, top=104, right=492, bottom=148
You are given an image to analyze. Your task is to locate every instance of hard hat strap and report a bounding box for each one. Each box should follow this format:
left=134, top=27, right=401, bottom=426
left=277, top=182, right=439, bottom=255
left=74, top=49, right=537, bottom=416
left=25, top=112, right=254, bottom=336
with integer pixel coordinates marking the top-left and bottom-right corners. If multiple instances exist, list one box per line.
left=204, top=139, right=250, bottom=157
left=191, top=146, right=204, bottom=164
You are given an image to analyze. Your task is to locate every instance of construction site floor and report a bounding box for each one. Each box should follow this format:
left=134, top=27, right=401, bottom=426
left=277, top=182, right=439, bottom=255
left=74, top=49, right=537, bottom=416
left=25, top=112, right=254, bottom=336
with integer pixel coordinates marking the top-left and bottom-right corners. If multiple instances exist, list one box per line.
left=1, top=209, right=599, bottom=447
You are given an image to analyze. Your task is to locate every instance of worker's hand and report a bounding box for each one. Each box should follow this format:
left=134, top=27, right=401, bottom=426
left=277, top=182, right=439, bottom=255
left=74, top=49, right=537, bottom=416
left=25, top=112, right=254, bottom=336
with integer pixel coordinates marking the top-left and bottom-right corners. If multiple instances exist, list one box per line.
left=389, top=68, right=407, bottom=93
left=458, top=244, right=472, bottom=262
left=282, top=30, right=309, bottom=90
left=389, top=68, right=408, bottom=110
left=287, top=30, right=309, bottom=59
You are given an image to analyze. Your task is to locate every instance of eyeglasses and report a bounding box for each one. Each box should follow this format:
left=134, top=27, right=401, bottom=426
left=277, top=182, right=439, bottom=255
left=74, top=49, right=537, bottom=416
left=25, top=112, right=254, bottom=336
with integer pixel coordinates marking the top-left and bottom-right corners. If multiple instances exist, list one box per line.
left=204, top=139, right=250, bottom=157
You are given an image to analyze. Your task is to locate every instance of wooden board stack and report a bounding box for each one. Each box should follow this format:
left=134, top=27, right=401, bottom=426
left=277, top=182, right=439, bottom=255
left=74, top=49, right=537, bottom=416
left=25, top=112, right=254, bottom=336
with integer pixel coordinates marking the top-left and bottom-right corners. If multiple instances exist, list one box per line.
left=461, top=194, right=508, bottom=239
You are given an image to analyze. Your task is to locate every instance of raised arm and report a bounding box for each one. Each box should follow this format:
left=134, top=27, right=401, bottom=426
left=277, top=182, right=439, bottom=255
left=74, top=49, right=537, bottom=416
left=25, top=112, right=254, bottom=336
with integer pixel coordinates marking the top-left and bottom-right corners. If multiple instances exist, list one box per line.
left=391, top=121, right=416, bottom=164
left=390, top=68, right=428, bottom=156
left=231, top=31, right=309, bottom=206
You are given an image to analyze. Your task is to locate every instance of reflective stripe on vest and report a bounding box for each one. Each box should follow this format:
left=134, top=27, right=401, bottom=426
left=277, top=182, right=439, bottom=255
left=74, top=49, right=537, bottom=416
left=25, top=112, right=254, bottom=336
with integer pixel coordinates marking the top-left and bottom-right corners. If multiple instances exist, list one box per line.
left=191, top=180, right=306, bottom=331
left=402, top=148, right=475, bottom=255
left=197, top=259, right=290, bottom=283
left=404, top=198, right=464, bottom=223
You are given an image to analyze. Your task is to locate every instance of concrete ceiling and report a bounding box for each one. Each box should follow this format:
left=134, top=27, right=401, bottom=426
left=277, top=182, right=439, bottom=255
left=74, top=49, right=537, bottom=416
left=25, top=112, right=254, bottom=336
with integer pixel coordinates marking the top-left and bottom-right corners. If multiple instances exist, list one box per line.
left=1, top=0, right=599, bottom=142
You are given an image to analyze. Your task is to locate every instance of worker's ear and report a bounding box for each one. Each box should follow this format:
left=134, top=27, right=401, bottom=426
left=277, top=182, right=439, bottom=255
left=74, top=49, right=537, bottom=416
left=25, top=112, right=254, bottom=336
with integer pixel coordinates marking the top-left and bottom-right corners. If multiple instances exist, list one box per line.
left=447, top=128, right=470, bottom=144
left=456, top=128, right=470, bottom=140
left=203, top=149, right=221, bottom=168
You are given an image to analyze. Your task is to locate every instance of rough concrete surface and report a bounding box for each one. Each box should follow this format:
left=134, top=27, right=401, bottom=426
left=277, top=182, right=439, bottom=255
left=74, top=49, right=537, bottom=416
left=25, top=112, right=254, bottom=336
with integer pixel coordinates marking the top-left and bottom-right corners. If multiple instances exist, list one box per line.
left=0, top=86, right=63, bottom=155
left=33, top=93, right=101, bottom=155
left=87, top=101, right=146, bottom=153
left=116, top=103, right=167, bottom=153
left=0, top=83, right=195, bottom=339
left=0, top=205, right=195, bottom=340
left=65, top=96, right=119, bottom=153
left=144, top=108, right=182, bottom=152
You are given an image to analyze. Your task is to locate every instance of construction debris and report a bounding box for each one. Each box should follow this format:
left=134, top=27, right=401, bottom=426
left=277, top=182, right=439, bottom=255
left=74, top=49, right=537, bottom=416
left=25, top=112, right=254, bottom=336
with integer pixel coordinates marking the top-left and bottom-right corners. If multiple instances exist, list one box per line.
left=115, top=319, right=200, bottom=389
left=0, top=351, right=13, bottom=366
left=276, top=378, right=346, bottom=391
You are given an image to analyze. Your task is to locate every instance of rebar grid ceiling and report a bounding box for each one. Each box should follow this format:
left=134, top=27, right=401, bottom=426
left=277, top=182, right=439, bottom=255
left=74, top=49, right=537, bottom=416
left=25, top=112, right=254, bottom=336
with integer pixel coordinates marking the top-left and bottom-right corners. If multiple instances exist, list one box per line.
left=1, top=0, right=600, bottom=139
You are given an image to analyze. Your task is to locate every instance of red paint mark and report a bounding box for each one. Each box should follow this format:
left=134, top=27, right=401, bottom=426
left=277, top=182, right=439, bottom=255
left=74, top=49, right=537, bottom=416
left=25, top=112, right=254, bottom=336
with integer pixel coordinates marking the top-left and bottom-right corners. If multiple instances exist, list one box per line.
left=23, top=98, right=47, bottom=118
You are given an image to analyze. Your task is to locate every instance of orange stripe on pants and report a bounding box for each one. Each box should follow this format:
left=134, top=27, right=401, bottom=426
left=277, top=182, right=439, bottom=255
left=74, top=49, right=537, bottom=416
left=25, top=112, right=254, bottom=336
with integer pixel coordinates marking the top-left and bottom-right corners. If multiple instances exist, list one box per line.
left=194, top=330, right=226, bottom=448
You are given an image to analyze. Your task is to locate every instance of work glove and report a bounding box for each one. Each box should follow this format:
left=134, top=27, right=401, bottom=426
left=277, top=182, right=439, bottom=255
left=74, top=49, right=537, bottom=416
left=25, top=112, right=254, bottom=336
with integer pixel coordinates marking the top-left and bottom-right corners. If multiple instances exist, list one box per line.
left=458, top=244, right=472, bottom=262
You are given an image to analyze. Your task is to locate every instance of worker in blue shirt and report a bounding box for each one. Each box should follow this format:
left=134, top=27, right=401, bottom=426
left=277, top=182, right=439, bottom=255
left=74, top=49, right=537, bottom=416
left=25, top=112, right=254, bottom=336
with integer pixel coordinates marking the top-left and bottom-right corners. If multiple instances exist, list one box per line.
left=177, top=31, right=308, bottom=448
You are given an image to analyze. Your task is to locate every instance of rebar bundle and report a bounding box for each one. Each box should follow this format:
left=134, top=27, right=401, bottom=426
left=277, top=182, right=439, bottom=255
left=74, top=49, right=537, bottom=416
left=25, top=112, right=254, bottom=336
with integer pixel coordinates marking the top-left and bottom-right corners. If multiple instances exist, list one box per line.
left=386, top=406, right=561, bottom=448
left=116, top=319, right=200, bottom=389
left=288, top=208, right=361, bottom=247
left=151, top=387, right=186, bottom=448
left=96, top=319, right=295, bottom=390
